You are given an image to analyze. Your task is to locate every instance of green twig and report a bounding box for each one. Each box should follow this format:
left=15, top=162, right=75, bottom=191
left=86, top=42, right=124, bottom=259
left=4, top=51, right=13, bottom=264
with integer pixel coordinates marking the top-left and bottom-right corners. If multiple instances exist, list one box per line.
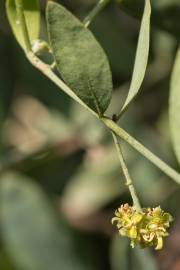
left=83, top=0, right=111, bottom=28
left=25, top=53, right=180, bottom=186
left=15, top=0, right=31, bottom=52
left=112, top=132, right=142, bottom=211
left=102, top=117, right=180, bottom=185
left=27, top=52, right=96, bottom=116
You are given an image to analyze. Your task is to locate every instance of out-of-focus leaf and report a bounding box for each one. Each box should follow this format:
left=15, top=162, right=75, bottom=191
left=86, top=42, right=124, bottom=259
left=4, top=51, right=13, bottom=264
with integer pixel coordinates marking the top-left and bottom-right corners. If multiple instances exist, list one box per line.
left=6, top=0, right=40, bottom=49
left=169, top=47, right=180, bottom=165
left=22, top=148, right=85, bottom=194
left=110, top=236, right=157, bottom=270
left=0, top=172, right=94, bottom=270
left=153, top=0, right=180, bottom=38
left=90, top=8, right=135, bottom=79
left=121, top=0, right=151, bottom=114
left=0, top=250, right=16, bottom=270
left=132, top=158, right=174, bottom=205
left=47, top=1, right=112, bottom=115
left=116, top=0, right=180, bottom=38
left=0, top=35, right=14, bottom=152
left=130, top=248, right=158, bottom=270
left=14, top=46, right=72, bottom=114
left=110, top=236, right=129, bottom=270
left=70, top=103, right=106, bottom=145
left=62, top=146, right=124, bottom=217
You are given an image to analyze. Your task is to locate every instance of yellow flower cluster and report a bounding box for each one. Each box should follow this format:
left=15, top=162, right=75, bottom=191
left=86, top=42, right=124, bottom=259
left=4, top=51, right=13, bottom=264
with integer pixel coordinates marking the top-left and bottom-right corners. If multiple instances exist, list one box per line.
left=112, top=204, right=173, bottom=250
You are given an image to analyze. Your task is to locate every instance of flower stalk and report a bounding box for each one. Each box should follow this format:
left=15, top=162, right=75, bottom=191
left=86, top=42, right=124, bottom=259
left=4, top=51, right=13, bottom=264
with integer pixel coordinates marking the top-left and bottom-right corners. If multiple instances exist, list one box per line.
left=112, top=132, right=142, bottom=212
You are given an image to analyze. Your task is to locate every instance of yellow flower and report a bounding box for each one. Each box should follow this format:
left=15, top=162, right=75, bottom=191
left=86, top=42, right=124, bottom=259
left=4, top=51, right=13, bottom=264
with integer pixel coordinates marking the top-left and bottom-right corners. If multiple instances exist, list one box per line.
left=112, top=204, right=173, bottom=250
left=141, top=206, right=173, bottom=250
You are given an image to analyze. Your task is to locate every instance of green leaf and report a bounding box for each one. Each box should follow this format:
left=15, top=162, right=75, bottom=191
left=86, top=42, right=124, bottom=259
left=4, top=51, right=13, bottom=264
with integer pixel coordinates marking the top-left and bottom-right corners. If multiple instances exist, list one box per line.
left=110, top=236, right=129, bottom=270
left=131, top=248, right=158, bottom=270
left=110, top=236, right=157, bottom=270
left=46, top=1, right=112, bottom=115
left=169, top=47, right=180, bottom=165
left=0, top=250, right=16, bottom=270
left=6, top=0, right=40, bottom=49
left=121, top=0, right=151, bottom=114
left=0, top=172, right=88, bottom=270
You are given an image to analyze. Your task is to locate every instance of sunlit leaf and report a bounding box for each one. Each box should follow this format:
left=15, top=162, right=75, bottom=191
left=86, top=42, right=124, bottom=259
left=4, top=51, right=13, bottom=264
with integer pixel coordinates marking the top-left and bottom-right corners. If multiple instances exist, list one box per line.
left=121, top=0, right=151, bottom=114
left=46, top=1, right=112, bottom=115
left=6, top=0, right=40, bottom=50
left=169, top=47, right=180, bottom=165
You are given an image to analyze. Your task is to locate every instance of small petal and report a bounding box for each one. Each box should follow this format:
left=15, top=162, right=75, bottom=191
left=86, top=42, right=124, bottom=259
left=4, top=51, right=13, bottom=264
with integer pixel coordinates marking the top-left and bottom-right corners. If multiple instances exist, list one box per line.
left=119, top=228, right=127, bottom=236
left=155, top=237, right=163, bottom=250
left=131, top=213, right=143, bottom=224
left=111, top=217, right=120, bottom=224
left=130, top=240, right=135, bottom=248
left=129, top=226, right=137, bottom=239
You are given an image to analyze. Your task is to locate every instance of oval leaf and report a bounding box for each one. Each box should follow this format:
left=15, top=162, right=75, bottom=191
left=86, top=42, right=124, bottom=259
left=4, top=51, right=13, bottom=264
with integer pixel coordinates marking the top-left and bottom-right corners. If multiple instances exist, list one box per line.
left=121, top=0, right=151, bottom=114
left=169, top=47, right=180, bottom=165
left=46, top=1, right=112, bottom=115
left=0, top=172, right=86, bottom=270
left=6, top=0, right=40, bottom=50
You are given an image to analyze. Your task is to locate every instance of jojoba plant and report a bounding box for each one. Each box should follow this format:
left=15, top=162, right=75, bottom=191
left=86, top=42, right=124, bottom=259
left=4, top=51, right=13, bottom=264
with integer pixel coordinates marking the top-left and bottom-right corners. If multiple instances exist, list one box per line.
left=3, top=0, right=180, bottom=256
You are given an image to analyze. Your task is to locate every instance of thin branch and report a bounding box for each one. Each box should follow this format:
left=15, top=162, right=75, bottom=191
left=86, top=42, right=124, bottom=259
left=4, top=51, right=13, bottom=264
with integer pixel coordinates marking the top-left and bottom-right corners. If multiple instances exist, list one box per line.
left=83, top=0, right=111, bottom=28
left=102, top=117, right=180, bottom=185
left=25, top=53, right=180, bottom=186
left=27, top=52, right=96, bottom=116
left=112, top=132, right=142, bottom=211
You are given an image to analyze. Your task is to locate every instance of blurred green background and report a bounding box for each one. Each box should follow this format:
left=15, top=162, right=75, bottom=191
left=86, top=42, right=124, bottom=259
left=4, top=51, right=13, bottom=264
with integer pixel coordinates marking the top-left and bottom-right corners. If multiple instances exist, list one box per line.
left=0, top=0, right=180, bottom=269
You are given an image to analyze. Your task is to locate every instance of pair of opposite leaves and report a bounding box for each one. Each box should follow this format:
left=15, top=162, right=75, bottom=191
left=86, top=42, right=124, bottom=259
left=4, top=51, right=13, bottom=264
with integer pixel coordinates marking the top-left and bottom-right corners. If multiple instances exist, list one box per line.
left=6, top=0, right=151, bottom=116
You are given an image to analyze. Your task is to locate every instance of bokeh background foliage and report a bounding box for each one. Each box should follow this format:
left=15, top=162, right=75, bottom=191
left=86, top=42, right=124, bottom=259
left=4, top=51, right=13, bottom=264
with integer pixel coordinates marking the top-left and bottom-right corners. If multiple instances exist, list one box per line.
left=0, top=0, right=180, bottom=269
